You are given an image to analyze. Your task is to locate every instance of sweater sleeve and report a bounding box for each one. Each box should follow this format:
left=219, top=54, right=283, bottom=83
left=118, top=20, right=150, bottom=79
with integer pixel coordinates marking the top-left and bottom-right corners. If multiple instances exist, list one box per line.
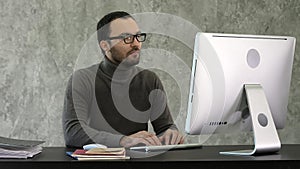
left=149, top=73, right=178, bottom=135
left=62, top=70, right=124, bottom=148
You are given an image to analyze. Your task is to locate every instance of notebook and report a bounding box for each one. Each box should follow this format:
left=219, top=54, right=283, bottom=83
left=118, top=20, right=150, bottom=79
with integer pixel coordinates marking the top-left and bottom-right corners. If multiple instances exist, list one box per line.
left=0, top=136, right=44, bottom=158
left=0, top=136, right=44, bottom=149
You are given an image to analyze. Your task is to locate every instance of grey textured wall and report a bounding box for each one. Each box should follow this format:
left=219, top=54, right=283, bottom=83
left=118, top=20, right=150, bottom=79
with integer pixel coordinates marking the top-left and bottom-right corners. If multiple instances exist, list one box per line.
left=0, top=0, right=299, bottom=146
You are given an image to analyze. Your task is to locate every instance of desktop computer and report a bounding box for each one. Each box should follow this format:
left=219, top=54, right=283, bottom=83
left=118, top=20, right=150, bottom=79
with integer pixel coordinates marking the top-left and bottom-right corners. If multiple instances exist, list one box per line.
left=185, top=32, right=296, bottom=155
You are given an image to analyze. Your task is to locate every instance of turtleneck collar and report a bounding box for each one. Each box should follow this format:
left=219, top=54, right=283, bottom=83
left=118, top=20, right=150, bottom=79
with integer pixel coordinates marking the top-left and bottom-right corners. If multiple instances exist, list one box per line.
left=99, top=56, right=138, bottom=83
left=100, top=55, right=118, bottom=77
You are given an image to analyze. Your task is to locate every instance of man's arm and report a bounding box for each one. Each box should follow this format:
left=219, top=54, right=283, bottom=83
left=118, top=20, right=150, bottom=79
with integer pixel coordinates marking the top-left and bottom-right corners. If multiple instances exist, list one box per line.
left=62, top=71, right=123, bottom=148
left=149, top=74, right=184, bottom=145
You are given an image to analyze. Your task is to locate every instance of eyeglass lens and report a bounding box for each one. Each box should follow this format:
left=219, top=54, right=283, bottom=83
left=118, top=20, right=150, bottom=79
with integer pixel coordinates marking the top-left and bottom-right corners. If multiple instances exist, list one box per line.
left=124, top=34, right=146, bottom=44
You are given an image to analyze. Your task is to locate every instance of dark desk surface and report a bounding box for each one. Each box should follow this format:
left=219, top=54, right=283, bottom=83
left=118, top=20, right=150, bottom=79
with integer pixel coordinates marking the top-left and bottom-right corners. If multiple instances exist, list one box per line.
left=1, top=144, right=300, bottom=169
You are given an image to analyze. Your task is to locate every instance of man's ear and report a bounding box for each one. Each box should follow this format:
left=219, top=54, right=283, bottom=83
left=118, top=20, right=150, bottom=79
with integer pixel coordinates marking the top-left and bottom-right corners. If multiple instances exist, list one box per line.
left=99, top=40, right=110, bottom=52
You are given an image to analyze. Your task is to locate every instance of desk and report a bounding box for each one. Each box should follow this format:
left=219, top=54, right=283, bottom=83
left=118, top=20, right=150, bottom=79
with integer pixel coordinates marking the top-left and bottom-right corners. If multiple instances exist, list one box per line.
left=1, top=145, right=299, bottom=169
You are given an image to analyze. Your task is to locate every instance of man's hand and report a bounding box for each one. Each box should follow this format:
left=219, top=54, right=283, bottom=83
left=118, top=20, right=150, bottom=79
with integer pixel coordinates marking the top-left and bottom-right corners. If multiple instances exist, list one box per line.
left=119, top=131, right=162, bottom=148
left=159, top=129, right=184, bottom=145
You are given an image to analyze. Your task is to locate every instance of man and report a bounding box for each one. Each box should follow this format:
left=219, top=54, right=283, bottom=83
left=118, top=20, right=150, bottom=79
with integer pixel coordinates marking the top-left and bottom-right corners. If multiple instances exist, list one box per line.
left=63, top=11, right=184, bottom=148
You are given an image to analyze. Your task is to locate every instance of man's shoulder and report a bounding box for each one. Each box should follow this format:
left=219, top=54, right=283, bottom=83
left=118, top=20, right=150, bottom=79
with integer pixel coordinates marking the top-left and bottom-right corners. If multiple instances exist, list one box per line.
left=72, top=64, right=100, bottom=77
left=75, top=63, right=100, bottom=73
left=67, top=63, right=100, bottom=85
left=136, top=66, right=158, bottom=78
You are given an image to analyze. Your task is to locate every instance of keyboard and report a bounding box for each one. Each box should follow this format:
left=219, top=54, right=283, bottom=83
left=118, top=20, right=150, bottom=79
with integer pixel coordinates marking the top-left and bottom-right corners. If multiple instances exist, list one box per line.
left=129, top=143, right=202, bottom=152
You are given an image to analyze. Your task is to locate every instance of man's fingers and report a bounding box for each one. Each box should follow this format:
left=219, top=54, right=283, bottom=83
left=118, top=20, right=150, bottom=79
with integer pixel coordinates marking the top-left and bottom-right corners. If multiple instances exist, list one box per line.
left=146, top=135, right=162, bottom=145
left=136, top=131, right=161, bottom=145
left=174, top=133, right=184, bottom=144
left=130, top=138, right=152, bottom=147
left=159, top=129, right=185, bottom=145
left=180, top=136, right=185, bottom=144
left=170, top=132, right=178, bottom=145
left=126, top=131, right=162, bottom=146
left=133, top=131, right=155, bottom=138
left=137, top=138, right=152, bottom=146
left=123, top=130, right=185, bottom=147
left=163, top=133, right=171, bottom=145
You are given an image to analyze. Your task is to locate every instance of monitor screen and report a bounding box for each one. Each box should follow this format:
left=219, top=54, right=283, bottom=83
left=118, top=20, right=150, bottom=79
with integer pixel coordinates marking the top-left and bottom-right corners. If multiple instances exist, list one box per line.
left=185, top=32, right=296, bottom=155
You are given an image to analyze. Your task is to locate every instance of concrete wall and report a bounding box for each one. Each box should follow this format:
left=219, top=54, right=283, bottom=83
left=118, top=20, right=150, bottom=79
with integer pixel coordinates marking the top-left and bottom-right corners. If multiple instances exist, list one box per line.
left=0, top=0, right=299, bottom=146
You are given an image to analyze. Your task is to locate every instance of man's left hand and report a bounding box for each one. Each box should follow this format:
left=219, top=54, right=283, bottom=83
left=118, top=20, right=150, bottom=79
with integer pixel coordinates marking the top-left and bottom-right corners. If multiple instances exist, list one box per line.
left=159, top=129, right=184, bottom=145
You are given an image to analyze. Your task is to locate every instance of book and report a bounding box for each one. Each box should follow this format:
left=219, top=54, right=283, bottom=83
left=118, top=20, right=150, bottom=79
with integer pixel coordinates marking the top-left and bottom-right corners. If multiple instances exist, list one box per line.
left=0, top=136, right=44, bottom=159
left=68, top=147, right=130, bottom=160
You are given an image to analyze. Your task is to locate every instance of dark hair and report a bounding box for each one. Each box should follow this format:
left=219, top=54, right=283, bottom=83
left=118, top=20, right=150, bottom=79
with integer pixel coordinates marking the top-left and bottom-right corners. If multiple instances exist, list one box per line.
left=97, top=11, right=134, bottom=55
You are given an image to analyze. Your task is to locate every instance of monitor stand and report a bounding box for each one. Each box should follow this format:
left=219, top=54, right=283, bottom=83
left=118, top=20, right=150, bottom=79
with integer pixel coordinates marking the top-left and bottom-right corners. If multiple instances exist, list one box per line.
left=220, top=84, right=281, bottom=156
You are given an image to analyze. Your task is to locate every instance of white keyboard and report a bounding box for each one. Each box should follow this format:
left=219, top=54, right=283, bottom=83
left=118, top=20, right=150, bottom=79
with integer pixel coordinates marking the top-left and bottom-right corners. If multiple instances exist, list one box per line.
left=129, top=143, right=202, bottom=152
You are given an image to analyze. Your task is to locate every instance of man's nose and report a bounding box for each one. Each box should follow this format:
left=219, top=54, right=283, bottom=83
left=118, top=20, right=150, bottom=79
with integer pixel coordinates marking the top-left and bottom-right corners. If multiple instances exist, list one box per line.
left=130, top=37, right=141, bottom=47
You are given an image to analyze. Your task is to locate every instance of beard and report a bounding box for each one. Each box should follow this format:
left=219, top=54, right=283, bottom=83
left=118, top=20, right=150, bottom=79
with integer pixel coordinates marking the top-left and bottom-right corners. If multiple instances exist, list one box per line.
left=110, top=46, right=140, bottom=67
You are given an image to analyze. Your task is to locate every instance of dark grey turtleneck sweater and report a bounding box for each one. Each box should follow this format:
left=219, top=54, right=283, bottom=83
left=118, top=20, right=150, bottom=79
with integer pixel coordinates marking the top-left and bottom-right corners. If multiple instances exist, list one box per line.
left=63, top=57, right=177, bottom=148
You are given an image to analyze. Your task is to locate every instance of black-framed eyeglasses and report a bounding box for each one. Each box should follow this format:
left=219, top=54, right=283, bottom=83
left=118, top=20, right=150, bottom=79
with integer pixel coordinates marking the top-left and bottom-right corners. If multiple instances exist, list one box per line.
left=108, top=33, right=146, bottom=44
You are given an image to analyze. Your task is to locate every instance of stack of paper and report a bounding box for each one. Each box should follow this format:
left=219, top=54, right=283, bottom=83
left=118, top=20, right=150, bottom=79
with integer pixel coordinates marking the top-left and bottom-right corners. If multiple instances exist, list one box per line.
left=68, top=147, right=130, bottom=160
left=0, top=136, right=44, bottom=159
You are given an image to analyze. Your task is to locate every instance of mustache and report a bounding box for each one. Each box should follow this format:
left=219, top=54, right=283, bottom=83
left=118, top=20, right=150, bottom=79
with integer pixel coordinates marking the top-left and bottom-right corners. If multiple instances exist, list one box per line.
left=128, top=47, right=140, bottom=55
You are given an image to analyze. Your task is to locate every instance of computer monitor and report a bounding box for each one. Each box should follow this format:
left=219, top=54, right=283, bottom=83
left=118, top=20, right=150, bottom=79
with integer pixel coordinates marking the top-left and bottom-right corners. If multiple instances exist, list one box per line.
left=185, top=32, right=296, bottom=155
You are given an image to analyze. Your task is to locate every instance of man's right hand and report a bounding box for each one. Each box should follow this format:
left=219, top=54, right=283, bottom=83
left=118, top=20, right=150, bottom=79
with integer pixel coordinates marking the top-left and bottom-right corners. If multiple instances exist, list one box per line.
left=119, top=131, right=162, bottom=148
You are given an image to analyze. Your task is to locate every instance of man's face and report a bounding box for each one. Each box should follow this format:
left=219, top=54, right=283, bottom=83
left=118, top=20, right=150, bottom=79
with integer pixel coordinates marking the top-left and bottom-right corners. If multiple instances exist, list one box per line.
left=107, top=18, right=142, bottom=66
